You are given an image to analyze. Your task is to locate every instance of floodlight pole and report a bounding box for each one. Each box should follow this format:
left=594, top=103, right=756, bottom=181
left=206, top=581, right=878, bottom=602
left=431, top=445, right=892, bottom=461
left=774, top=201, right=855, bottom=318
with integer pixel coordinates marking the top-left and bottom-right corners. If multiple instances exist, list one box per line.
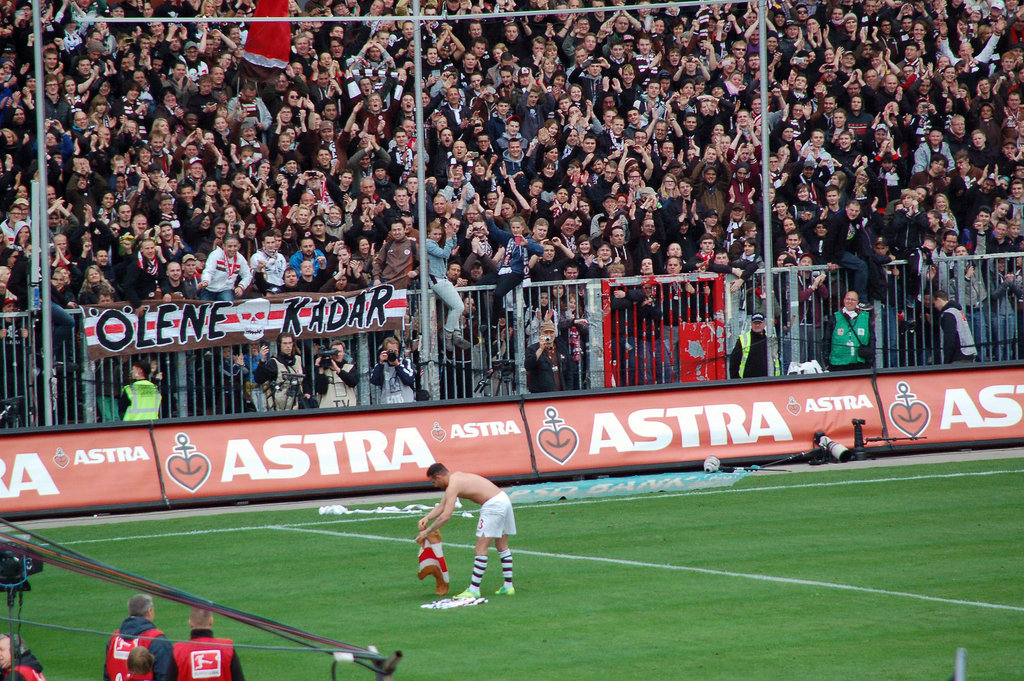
left=758, top=0, right=776, bottom=331
left=32, top=0, right=54, bottom=426
left=411, top=0, right=438, bottom=398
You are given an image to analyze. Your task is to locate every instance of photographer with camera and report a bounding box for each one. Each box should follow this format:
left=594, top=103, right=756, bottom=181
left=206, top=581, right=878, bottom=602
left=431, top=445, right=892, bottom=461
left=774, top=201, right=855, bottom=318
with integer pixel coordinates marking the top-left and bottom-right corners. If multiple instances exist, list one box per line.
left=252, top=333, right=315, bottom=410
left=370, top=336, right=417, bottom=404
left=524, top=321, right=569, bottom=393
left=315, top=340, right=359, bottom=408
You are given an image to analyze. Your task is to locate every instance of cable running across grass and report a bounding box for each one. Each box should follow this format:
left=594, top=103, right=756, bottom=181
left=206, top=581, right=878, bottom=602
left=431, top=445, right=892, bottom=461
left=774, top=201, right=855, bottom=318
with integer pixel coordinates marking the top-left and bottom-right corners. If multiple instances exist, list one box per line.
left=0, top=618, right=350, bottom=654
left=0, top=518, right=398, bottom=676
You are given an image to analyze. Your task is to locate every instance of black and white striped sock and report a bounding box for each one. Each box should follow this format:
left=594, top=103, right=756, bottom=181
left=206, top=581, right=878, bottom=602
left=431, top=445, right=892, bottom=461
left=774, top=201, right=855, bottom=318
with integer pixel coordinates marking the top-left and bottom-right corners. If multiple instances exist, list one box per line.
left=498, top=548, right=513, bottom=586
left=470, top=555, right=488, bottom=590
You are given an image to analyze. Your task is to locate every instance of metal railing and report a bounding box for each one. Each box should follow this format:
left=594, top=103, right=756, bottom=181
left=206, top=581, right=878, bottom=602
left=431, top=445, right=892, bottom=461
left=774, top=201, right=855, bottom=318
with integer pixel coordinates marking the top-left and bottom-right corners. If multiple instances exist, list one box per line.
left=3, top=252, right=1022, bottom=428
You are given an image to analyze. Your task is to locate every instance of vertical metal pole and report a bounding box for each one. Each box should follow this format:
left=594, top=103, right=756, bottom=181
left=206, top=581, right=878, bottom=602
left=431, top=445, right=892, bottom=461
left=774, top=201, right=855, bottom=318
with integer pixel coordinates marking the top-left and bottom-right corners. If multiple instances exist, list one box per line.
left=513, top=285, right=525, bottom=391
left=585, top=280, right=603, bottom=389
left=175, top=351, right=189, bottom=417
left=83, top=358, right=97, bottom=423
left=32, top=1, right=54, bottom=425
left=356, top=332, right=371, bottom=405
left=411, top=0, right=438, bottom=398
left=31, top=182, right=54, bottom=426
left=758, top=0, right=775, bottom=328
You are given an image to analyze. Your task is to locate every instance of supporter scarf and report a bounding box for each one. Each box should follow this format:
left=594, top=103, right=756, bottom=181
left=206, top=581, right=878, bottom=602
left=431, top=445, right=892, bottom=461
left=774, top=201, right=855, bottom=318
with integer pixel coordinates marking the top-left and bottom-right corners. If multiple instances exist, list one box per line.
left=317, top=181, right=333, bottom=210
left=217, top=251, right=240, bottom=278
left=475, top=237, right=493, bottom=259
left=500, top=236, right=531, bottom=278
left=138, top=252, right=159, bottom=277
left=569, top=325, right=582, bottom=362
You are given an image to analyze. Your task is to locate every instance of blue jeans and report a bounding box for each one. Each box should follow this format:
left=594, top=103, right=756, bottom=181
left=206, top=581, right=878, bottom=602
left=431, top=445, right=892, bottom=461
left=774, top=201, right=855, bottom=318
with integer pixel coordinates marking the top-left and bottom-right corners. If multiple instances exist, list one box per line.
left=51, top=303, right=75, bottom=351
left=636, top=337, right=660, bottom=385
left=836, top=252, right=868, bottom=299
left=797, top=322, right=821, bottom=366
left=992, top=312, right=1015, bottom=361
left=431, top=279, right=466, bottom=333
left=200, top=288, right=235, bottom=302
left=660, top=333, right=678, bottom=383
left=880, top=305, right=899, bottom=368
left=966, top=308, right=989, bottom=362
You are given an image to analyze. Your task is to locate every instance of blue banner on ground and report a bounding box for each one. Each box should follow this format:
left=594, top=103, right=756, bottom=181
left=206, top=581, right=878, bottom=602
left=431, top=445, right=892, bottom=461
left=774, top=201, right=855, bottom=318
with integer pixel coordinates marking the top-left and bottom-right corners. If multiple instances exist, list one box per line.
left=508, top=470, right=751, bottom=504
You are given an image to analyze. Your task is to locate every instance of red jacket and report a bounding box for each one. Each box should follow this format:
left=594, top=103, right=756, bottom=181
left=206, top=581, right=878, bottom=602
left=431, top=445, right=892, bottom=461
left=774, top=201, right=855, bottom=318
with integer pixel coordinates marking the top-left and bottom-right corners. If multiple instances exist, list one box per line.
left=106, top=627, right=163, bottom=681
left=171, top=637, right=237, bottom=681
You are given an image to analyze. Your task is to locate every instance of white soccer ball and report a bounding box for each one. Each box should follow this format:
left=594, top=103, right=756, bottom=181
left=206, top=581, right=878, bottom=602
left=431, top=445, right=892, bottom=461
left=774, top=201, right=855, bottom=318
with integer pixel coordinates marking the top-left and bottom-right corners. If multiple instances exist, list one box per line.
left=703, top=456, right=721, bottom=473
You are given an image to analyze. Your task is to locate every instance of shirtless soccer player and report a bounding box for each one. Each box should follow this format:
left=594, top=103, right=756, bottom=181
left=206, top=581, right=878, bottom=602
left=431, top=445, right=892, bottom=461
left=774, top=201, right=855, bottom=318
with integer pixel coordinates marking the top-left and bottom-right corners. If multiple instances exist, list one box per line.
left=416, top=463, right=517, bottom=598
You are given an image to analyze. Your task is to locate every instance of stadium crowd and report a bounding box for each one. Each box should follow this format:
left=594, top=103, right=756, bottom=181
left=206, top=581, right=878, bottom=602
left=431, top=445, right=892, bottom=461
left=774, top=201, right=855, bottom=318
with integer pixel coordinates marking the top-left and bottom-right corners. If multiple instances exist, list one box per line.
left=0, top=0, right=1021, bottom=408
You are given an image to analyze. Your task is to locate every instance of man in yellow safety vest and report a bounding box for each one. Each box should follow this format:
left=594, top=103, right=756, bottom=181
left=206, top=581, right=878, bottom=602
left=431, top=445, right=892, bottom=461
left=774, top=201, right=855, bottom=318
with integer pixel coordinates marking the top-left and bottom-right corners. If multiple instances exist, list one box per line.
left=120, top=361, right=162, bottom=421
left=729, top=313, right=780, bottom=379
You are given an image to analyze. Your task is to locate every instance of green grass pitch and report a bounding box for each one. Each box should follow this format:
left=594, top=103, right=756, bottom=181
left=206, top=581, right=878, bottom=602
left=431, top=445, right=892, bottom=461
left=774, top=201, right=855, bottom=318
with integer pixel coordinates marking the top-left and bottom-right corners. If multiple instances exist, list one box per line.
left=9, top=456, right=1024, bottom=681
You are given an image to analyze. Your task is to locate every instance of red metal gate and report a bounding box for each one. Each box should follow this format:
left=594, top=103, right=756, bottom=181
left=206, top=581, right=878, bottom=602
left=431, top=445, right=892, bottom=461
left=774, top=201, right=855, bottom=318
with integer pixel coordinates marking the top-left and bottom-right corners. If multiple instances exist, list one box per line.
left=602, top=273, right=725, bottom=388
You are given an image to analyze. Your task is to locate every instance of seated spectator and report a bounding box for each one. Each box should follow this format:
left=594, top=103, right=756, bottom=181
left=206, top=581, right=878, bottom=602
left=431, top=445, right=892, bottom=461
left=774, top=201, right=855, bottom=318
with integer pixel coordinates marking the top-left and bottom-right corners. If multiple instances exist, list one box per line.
left=199, top=234, right=252, bottom=302
left=487, top=214, right=543, bottom=323
left=250, top=229, right=289, bottom=294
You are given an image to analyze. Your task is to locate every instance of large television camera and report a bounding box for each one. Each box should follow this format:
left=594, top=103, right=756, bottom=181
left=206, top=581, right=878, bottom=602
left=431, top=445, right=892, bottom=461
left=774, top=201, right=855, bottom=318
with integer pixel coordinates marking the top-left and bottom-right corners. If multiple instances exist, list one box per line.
left=0, top=543, right=43, bottom=594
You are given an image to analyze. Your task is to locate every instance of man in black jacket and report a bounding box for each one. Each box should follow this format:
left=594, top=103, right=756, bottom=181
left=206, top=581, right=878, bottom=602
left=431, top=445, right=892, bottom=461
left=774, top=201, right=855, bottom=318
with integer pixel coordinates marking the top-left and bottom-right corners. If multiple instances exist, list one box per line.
left=822, top=200, right=871, bottom=300
left=524, top=321, right=570, bottom=393
left=729, top=313, right=779, bottom=378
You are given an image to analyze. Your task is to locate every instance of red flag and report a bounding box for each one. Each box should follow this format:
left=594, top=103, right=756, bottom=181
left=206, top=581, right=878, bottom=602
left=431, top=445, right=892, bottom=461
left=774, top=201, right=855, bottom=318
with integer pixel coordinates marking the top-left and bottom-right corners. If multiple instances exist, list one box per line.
left=239, top=0, right=291, bottom=83
left=417, top=531, right=450, bottom=596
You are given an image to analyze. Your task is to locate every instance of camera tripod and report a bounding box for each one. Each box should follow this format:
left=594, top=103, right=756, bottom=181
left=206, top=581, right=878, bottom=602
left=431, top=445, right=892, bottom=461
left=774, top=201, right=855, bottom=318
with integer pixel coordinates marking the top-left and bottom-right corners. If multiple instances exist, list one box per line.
left=275, top=373, right=305, bottom=410
left=474, top=360, right=515, bottom=396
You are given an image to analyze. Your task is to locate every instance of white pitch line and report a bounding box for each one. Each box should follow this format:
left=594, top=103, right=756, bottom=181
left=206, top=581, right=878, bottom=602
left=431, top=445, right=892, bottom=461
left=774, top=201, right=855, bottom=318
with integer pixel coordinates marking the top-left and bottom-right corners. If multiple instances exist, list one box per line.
left=273, top=525, right=1024, bottom=614
left=61, top=514, right=414, bottom=546
left=60, top=468, right=1024, bottom=547
left=519, top=468, right=1024, bottom=510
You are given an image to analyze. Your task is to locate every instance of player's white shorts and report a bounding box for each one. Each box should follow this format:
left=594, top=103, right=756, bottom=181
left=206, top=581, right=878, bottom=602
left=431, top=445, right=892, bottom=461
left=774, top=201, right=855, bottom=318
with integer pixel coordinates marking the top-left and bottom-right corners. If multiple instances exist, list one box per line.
left=477, top=491, right=516, bottom=538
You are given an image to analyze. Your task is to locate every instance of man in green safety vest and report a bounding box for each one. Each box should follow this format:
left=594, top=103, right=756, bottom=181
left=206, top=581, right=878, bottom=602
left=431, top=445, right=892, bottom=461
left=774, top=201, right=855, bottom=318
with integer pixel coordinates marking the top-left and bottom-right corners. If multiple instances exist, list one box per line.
left=728, top=313, right=780, bottom=379
left=119, top=361, right=162, bottom=421
left=824, top=290, right=874, bottom=371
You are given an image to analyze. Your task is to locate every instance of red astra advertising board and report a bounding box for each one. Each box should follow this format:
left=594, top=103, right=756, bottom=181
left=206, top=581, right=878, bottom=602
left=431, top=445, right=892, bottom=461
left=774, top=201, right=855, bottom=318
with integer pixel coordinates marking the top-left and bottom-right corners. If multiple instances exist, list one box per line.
left=873, top=369, right=1024, bottom=443
left=0, top=428, right=163, bottom=514
left=3, top=367, right=1024, bottom=516
left=150, top=402, right=530, bottom=501
left=522, top=375, right=879, bottom=473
